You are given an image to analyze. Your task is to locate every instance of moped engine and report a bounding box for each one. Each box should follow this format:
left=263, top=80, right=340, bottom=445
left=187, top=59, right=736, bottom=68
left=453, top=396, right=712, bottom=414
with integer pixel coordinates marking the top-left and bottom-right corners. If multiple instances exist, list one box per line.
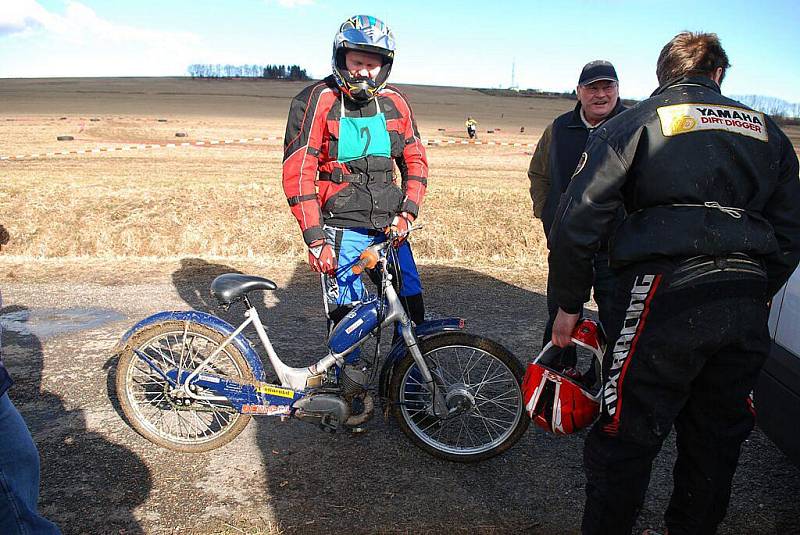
left=340, top=365, right=375, bottom=427
left=293, top=394, right=350, bottom=433
left=340, top=366, right=369, bottom=395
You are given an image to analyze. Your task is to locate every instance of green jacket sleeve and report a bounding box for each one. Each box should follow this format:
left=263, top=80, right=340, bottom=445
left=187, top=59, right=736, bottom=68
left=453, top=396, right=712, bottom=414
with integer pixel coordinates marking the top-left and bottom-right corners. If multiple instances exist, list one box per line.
left=527, top=122, right=554, bottom=219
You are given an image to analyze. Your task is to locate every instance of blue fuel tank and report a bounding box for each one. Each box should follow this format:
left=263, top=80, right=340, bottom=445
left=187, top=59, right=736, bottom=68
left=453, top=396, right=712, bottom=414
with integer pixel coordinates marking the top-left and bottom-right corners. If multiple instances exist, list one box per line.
left=328, top=297, right=381, bottom=354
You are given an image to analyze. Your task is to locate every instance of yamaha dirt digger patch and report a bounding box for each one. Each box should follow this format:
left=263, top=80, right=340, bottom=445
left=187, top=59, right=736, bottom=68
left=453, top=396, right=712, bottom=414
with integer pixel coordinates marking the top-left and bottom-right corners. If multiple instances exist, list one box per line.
left=657, top=103, right=768, bottom=142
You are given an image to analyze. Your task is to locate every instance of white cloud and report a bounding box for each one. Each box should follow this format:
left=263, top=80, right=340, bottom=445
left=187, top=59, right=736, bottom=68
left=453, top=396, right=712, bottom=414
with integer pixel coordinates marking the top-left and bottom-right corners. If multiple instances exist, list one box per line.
left=25, top=0, right=197, bottom=43
left=0, top=0, right=54, bottom=36
left=5, top=1, right=199, bottom=46
left=0, top=1, right=204, bottom=77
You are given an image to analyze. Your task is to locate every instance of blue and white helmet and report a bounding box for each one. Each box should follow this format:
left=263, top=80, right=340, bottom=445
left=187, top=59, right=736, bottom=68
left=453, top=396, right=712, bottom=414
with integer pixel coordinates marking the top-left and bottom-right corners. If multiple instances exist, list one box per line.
left=332, top=15, right=395, bottom=102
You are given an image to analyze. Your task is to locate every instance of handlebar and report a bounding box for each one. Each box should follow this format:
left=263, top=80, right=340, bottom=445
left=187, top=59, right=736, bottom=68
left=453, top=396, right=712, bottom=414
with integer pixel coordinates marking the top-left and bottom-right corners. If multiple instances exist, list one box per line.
left=350, top=224, right=422, bottom=275
left=351, top=247, right=379, bottom=275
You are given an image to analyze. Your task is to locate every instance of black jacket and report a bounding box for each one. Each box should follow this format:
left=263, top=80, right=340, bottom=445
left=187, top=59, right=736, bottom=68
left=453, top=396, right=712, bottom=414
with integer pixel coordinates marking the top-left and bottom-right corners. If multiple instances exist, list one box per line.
left=548, top=76, right=800, bottom=313
left=528, top=99, right=627, bottom=237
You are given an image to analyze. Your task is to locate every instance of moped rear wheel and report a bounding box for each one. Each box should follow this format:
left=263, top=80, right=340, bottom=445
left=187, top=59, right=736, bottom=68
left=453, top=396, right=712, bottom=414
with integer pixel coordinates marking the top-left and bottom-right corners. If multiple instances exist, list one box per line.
left=389, top=332, right=529, bottom=462
left=115, top=321, right=254, bottom=452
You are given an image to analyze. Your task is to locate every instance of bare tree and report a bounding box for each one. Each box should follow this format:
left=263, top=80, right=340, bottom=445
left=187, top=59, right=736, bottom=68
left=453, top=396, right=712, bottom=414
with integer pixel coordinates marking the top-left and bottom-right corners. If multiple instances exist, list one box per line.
left=734, top=94, right=800, bottom=119
left=186, top=63, right=310, bottom=81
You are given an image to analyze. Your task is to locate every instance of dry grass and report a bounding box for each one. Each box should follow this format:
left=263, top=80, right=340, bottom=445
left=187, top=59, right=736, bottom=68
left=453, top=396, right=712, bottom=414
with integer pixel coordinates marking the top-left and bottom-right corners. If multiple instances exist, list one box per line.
left=1, top=141, right=544, bottom=266
left=0, top=78, right=555, bottom=276
left=2, top=78, right=797, bottom=281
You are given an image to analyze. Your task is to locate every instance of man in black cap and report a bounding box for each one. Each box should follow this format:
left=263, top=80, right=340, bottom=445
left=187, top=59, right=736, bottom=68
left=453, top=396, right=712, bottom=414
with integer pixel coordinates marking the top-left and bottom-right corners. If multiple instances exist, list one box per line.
left=528, top=60, right=626, bottom=373
left=549, top=32, right=800, bottom=534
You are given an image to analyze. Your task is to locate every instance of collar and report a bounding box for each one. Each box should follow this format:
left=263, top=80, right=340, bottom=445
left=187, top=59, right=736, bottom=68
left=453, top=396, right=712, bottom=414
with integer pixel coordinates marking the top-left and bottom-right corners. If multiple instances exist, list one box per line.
left=580, top=108, right=602, bottom=129
left=569, top=99, right=626, bottom=129
left=651, top=75, right=721, bottom=97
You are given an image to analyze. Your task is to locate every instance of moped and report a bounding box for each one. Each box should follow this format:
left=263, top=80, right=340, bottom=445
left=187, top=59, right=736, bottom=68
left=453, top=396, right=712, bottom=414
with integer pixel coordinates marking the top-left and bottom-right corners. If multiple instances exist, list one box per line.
left=114, top=231, right=529, bottom=462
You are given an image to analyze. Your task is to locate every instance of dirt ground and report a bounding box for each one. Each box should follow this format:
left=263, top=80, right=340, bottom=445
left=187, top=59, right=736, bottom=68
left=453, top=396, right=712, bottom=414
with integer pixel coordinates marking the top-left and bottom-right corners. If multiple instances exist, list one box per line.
left=0, top=259, right=798, bottom=535
left=1, top=78, right=799, bottom=534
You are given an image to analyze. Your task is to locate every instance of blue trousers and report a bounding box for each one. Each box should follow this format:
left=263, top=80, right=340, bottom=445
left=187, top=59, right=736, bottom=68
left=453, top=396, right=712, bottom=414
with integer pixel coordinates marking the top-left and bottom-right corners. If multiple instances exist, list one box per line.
left=321, top=226, right=422, bottom=308
left=0, top=393, right=61, bottom=534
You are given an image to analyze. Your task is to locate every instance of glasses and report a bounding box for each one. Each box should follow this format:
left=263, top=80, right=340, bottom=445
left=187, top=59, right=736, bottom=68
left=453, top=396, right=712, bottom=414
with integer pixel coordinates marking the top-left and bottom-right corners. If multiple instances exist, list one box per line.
left=581, top=82, right=617, bottom=94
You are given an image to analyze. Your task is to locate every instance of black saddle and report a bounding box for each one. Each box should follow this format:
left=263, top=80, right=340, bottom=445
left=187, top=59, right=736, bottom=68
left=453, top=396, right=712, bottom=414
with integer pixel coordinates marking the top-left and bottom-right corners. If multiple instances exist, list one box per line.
left=210, top=273, right=277, bottom=306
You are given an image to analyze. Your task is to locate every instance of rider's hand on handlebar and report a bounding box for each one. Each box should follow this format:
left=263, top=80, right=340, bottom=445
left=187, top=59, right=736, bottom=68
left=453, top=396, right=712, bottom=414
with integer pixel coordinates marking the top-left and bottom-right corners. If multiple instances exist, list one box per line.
left=385, top=212, right=414, bottom=246
left=307, top=239, right=337, bottom=275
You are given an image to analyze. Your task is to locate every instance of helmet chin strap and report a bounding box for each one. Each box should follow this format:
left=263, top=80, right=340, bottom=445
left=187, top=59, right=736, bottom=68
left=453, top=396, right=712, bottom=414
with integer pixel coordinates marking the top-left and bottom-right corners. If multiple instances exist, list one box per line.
left=345, top=72, right=379, bottom=101
left=348, top=80, right=374, bottom=102
left=341, top=91, right=382, bottom=113
left=335, top=51, right=392, bottom=102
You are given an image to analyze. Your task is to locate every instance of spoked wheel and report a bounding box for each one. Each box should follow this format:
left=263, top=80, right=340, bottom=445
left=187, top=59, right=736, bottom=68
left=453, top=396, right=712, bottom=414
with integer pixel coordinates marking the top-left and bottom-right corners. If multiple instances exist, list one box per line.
left=389, top=332, right=529, bottom=462
left=115, top=321, right=254, bottom=452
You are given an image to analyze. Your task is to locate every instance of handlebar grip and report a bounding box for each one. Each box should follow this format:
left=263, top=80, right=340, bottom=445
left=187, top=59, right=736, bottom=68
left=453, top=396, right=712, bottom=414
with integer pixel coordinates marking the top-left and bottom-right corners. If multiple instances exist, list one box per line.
left=352, top=248, right=379, bottom=275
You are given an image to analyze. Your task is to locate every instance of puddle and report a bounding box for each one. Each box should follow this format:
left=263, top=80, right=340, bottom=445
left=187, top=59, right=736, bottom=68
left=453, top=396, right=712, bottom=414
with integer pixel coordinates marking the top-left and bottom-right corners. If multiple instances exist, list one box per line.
left=0, top=307, right=125, bottom=339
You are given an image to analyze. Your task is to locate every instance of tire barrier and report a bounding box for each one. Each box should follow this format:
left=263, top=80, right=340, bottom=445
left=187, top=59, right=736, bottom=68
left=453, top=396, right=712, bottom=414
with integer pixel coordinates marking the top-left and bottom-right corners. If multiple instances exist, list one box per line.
left=424, top=138, right=537, bottom=148
left=0, top=136, right=285, bottom=161
left=1, top=135, right=538, bottom=161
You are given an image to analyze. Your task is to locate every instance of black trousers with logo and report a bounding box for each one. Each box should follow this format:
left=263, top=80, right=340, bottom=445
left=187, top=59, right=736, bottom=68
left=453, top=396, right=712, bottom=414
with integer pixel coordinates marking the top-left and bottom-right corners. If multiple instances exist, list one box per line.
left=580, top=258, right=770, bottom=535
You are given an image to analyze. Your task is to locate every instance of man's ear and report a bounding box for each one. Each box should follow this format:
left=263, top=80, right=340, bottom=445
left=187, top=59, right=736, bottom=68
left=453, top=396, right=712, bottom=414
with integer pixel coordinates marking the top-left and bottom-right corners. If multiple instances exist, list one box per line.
left=712, top=67, right=724, bottom=84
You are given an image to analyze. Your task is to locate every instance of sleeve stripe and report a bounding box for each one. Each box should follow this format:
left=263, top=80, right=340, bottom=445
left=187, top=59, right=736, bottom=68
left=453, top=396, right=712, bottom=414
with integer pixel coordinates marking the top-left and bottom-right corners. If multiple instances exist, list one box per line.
left=298, top=98, right=324, bottom=230
left=285, top=82, right=325, bottom=151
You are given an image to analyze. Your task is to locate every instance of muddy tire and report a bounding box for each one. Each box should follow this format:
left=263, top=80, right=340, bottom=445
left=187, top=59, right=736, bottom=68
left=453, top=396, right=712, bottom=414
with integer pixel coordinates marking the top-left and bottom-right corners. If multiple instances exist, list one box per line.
left=389, top=332, right=529, bottom=462
left=115, top=321, right=254, bottom=452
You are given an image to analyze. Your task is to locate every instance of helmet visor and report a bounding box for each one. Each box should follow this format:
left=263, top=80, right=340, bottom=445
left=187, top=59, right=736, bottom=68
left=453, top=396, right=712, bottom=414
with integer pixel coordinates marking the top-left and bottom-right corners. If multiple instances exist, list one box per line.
left=340, top=29, right=395, bottom=54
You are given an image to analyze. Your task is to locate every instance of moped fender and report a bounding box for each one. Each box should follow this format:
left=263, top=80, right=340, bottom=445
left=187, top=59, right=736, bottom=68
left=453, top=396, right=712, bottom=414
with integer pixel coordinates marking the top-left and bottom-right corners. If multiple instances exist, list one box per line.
left=378, top=317, right=465, bottom=400
left=114, top=310, right=267, bottom=382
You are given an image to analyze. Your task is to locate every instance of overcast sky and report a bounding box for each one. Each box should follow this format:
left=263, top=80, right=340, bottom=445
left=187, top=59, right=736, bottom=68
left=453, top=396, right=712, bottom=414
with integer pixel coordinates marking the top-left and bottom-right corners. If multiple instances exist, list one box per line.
left=1, top=0, right=799, bottom=102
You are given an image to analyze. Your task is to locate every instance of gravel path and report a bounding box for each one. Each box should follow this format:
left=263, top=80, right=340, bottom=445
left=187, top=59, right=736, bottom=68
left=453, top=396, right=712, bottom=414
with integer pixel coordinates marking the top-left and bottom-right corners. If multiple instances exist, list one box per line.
left=1, top=261, right=797, bottom=534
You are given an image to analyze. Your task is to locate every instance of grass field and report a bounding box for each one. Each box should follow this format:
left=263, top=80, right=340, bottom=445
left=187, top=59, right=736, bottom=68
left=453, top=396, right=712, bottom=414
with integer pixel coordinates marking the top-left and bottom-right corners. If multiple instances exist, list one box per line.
left=1, top=77, right=798, bottom=282
left=2, top=78, right=800, bottom=535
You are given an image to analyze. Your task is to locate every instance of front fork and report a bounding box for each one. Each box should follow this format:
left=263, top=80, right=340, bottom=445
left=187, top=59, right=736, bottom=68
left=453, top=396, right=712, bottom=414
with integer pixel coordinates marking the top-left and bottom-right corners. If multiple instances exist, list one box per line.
left=397, top=314, right=449, bottom=418
left=376, top=253, right=449, bottom=419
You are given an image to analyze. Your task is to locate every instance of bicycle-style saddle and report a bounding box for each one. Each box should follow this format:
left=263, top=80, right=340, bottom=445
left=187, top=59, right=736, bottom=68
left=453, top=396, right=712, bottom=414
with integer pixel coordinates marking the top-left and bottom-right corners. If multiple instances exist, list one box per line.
left=210, top=273, right=277, bottom=305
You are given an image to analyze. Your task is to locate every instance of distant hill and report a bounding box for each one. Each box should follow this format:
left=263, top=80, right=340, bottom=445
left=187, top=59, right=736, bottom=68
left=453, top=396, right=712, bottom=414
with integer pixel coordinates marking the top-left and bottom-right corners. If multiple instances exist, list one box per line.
left=474, top=87, right=639, bottom=107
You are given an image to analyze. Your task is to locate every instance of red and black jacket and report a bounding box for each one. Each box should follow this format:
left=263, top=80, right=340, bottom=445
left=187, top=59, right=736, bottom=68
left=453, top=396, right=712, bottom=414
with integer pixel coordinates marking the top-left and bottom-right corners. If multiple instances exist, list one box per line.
left=282, top=76, right=428, bottom=245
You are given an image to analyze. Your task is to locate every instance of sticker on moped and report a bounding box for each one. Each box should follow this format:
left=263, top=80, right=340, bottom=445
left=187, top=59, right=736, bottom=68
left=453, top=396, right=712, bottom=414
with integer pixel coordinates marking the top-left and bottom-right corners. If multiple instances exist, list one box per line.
left=242, top=404, right=291, bottom=415
left=345, top=318, right=364, bottom=334
left=199, top=374, right=220, bottom=383
left=256, top=384, right=295, bottom=398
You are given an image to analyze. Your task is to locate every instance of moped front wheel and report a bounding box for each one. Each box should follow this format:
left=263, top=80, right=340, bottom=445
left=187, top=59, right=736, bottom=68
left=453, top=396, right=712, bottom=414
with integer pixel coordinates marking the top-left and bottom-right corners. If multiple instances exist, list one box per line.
left=115, top=321, right=254, bottom=452
left=389, top=332, right=529, bottom=462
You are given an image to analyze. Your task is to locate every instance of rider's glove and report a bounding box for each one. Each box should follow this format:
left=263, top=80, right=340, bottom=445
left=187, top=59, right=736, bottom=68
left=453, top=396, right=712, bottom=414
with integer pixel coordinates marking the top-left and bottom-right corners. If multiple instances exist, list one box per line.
left=386, top=212, right=414, bottom=246
left=307, top=239, right=337, bottom=275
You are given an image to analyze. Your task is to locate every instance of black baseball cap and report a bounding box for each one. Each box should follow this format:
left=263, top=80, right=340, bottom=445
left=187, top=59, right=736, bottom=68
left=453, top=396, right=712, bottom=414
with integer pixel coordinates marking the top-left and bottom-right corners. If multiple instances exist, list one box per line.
left=579, top=60, right=618, bottom=86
